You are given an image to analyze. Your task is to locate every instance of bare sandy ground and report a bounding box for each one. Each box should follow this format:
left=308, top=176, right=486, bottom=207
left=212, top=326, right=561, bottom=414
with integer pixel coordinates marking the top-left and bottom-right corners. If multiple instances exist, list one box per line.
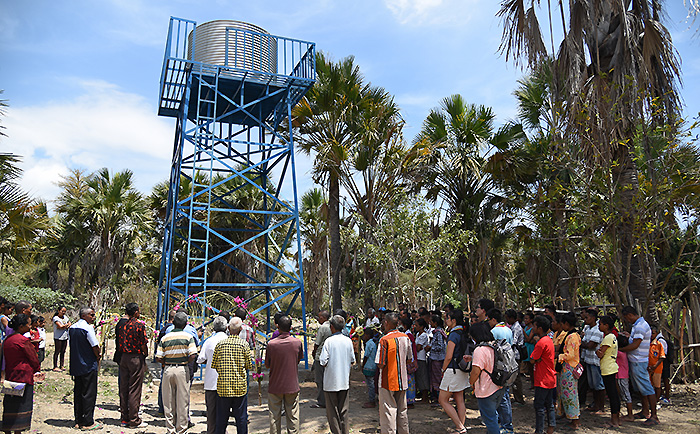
left=17, top=340, right=700, bottom=434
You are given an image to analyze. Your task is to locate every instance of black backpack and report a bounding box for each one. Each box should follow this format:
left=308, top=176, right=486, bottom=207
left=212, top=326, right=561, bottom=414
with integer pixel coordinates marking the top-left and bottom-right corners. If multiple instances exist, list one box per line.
left=451, top=329, right=475, bottom=373
left=477, top=339, right=520, bottom=387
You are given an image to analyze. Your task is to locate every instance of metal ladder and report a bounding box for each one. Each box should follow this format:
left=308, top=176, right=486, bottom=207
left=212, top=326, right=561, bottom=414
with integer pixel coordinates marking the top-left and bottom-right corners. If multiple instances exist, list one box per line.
left=184, top=68, right=220, bottom=299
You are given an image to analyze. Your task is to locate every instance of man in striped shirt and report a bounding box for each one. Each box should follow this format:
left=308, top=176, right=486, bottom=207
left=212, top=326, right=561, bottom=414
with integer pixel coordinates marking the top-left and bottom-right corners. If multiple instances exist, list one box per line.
left=376, top=312, right=413, bottom=434
left=212, top=316, right=254, bottom=434
left=620, top=306, right=659, bottom=426
left=156, top=312, right=198, bottom=434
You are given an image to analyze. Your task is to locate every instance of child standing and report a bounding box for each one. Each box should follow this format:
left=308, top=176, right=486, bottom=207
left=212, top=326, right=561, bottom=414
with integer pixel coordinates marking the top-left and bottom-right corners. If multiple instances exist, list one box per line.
left=597, top=315, right=621, bottom=427
left=649, top=326, right=666, bottom=401
left=362, top=327, right=378, bottom=408
left=616, top=335, right=634, bottom=421
left=414, top=318, right=431, bottom=403
left=37, top=316, right=47, bottom=365
left=530, top=316, right=556, bottom=434
left=427, top=314, right=446, bottom=406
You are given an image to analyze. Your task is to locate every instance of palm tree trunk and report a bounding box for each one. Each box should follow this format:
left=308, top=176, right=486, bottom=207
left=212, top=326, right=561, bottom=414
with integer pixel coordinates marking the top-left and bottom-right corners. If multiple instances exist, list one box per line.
left=48, top=261, right=59, bottom=290
left=615, top=147, right=659, bottom=323
left=329, top=173, right=342, bottom=312
left=554, top=198, right=575, bottom=310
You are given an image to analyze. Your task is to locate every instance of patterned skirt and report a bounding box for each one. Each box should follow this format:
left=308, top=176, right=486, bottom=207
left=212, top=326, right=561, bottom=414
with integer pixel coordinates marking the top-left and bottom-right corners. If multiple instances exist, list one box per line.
left=2, top=383, right=34, bottom=432
left=406, top=373, right=416, bottom=404
left=429, top=359, right=444, bottom=392
left=558, top=364, right=580, bottom=420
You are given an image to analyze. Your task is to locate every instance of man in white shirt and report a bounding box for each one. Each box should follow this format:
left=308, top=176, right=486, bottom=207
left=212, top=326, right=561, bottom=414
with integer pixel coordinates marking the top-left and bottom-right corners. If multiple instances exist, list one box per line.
left=320, top=315, right=355, bottom=434
left=197, top=316, right=229, bottom=434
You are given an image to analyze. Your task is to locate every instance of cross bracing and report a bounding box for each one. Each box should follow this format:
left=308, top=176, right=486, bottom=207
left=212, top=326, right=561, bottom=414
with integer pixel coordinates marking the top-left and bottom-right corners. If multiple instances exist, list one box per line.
left=156, top=17, right=315, bottom=366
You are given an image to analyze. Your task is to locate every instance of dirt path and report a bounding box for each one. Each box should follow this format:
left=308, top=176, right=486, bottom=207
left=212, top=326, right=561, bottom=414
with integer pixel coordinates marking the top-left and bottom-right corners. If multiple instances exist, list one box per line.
left=24, top=355, right=700, bottom=434
left=16, top=336, right=700, bottom=434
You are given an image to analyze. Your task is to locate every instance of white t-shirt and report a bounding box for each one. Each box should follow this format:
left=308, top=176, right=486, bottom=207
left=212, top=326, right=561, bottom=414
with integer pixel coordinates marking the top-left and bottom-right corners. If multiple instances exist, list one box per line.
left=365, top=317, right=380, bottom=328
left=53, top=315, right=70, bottom=340
left=38, top=327, right=46, bottom=349
left=320, top=333, right=355, bottom=391
left=197, top=331, right=228, bottom=391
left=416, top=331, right=429, bottom=361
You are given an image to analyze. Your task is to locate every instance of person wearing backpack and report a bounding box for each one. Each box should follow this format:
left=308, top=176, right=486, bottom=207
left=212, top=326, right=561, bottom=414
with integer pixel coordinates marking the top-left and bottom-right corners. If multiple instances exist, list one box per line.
left=438, top=309, right=471, bottom=434
left=468, top=321, right=504, bottom=434
left=530, top=315, right=556, bottom=434
left=487, top=308, right=514, bottom=434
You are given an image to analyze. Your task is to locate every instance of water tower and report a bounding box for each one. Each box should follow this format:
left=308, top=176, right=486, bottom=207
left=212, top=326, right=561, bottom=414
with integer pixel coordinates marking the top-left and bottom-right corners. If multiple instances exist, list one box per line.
left=156, top=17, right=315, bottom=360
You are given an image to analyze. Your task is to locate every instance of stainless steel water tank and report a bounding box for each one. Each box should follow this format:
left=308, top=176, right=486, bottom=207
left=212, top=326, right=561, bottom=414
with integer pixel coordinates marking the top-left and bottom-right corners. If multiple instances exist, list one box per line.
left=187, top=20, right=277, bottom=74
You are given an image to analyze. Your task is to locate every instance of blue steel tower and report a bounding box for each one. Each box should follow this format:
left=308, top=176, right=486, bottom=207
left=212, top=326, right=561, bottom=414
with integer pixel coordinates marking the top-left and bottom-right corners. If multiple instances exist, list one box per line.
left=156, top=18, right=315, bottom=361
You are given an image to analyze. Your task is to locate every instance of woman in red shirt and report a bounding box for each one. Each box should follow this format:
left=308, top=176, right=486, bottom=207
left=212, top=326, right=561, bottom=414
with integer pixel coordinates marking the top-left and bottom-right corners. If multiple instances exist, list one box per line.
left=2, top=314, right=41, bottom=433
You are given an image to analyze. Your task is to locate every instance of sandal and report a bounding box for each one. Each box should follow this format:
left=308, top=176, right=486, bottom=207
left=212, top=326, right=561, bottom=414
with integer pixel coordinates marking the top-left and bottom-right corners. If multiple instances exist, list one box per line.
left=633, top=412, right=648, bottom=420
left=81, top=422, right=103, bottom=431
left=642, top=418, right=660, bottom=426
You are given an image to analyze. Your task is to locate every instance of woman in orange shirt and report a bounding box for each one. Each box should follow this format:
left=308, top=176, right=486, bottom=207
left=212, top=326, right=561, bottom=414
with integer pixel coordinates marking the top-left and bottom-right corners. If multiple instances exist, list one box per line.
left=556, top=312, right=581, bottom=429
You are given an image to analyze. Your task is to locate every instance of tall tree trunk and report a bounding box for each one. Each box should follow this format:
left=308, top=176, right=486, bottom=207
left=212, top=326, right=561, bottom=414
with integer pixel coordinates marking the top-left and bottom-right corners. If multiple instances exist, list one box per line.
left=554, top=198, right=576, bottom=310
left=615, top=146, right=659, bottom=324
left=329, top=173, right=342, bottom=312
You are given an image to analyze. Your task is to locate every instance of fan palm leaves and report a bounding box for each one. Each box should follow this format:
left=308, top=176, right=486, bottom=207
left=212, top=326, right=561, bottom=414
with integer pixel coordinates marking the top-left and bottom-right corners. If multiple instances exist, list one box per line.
left=412, top=95, right=521, bottom=296
left=497, top=0, right=683, bottom=312
left=51, top=168, right=151, bottom=301
left=293, top=52, right=392, bottom=311
left=300, top=188, right=328, bottom=313
left=0, top=153, right=47, bottom=266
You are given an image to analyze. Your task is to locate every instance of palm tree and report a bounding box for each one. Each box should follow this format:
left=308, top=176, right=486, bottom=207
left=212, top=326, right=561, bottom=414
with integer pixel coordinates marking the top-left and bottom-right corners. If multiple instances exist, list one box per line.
left=412, top=95, right=520, bottom=299
left=487, top=70, right=581, bottom=309
left=293, top=52, right=368, bottom=312
left=300, top=188, right=329, bottom=313
left=0, top=153, right=47, bottom=267
left=52, top=168, right=151, bottom=302
left=497, top=0, right=682, bottom=314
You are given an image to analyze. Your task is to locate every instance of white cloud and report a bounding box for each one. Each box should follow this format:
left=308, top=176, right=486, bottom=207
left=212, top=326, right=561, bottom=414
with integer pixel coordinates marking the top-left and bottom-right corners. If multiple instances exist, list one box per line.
left=383, top=0, right=481, bottom=26
left=1, top=79, right=173, bottom=205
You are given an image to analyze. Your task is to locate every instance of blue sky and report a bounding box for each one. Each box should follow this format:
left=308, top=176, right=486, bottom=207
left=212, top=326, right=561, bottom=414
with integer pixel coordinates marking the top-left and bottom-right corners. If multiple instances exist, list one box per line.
left=1, top=0, right=698, bottom=207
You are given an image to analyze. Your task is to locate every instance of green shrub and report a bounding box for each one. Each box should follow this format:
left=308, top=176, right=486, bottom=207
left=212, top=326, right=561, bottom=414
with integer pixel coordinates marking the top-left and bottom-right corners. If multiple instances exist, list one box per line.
left=0, top=284, right=75, bottom=312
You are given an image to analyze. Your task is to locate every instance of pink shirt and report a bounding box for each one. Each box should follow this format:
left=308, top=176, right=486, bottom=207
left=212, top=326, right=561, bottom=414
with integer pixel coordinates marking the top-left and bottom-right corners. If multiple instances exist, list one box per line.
left=472, top=345, right=502, bottom=398
left=616, top=350, right=629, bottom=379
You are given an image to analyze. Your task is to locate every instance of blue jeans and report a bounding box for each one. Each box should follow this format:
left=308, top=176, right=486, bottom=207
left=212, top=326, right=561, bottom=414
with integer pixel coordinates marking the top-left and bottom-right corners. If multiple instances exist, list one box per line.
left=629, top=361, right=655, bottom=397
left=216, top=393, right=248, bottom=434
left=534, top=387, right=556, bottom=434
left=365, top=375, right=376, bottom=402
left=584, top=363, right=605, bottom=391
left=477, top=388, right=506, bottom=434
left=498, top=386, right=513, bottom=432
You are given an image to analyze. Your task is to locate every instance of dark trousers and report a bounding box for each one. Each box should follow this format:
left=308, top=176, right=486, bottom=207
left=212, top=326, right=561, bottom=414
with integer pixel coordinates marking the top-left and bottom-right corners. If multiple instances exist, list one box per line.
left=53, top=339, right=68, bottom=368
left=313, top=360, right=326, bottom=406
left=73, top=369, right=98, bottom=427
left=602, top=374, right=621, bottom=415
left=534, top=387, right=556, bottom=434
left=578, top=363, right=589, bottom=407
left=512, top=372, right=524, bottom=403
left=119, top=353, right=146, bottom=426
left=324, top=389, right=350, bottom=434
left=205, top=390, right=218, bottom=434
left=216, top=393, right=248, bottom=434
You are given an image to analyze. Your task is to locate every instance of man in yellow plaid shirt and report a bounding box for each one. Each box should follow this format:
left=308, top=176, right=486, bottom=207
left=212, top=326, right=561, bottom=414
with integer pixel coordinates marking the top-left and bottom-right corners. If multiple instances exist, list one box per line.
left=212, top=316, right=254, bottom=434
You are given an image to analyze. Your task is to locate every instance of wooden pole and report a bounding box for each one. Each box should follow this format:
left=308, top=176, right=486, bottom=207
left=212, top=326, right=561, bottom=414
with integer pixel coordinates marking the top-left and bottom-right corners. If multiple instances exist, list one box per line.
left=680, top=306, right=687, bottom=380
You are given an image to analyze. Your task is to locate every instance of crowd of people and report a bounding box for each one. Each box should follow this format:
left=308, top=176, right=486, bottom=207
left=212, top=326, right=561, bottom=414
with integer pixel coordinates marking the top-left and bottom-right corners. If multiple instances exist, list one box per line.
left=0, top=295, right=675, bottom=434
left=310, top=300, right=673, bottom=434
